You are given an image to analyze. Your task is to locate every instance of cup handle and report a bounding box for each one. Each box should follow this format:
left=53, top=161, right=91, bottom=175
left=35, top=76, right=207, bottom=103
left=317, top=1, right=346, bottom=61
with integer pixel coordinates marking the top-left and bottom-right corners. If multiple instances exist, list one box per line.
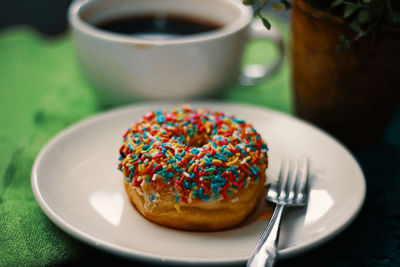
left=239, top=19, right=285, bottom=86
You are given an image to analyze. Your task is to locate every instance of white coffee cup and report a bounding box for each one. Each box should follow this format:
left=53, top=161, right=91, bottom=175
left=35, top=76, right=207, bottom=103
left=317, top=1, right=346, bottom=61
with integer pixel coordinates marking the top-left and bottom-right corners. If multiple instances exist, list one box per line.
left=69, top=0, right=283, bottom=105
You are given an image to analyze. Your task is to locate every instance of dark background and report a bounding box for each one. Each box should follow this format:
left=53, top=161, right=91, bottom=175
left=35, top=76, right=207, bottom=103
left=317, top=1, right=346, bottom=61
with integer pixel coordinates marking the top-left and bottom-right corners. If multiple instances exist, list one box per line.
left=0, top=0, right=73, bottom=36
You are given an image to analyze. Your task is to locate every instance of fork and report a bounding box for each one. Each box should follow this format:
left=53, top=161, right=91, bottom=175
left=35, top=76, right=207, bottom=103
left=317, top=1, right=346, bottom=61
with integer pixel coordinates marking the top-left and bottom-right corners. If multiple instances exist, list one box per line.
left=247, top=157, right=310, bottom=267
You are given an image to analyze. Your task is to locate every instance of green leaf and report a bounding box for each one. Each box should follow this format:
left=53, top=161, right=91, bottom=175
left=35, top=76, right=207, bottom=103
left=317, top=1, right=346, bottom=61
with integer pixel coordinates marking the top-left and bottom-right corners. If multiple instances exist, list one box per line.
left=338, top=35, right=347, bottom=43
left=349, top=20, right=361, bottom=32
left=355, top=30, right=367, bottom=40
left=260, top=16, right=271, bottom=30
left=344, top=5, right=359, bottom=18
left=389, top=12, right=400, bottom=24
left=336, top=44, right=346, bottom=53
left=254, top=6, right=263, bottom=16
left=331, top=0, right=344, bottom=7
left=357, top=10, right=371, bottom=24
left=243, top=0, right=258, bottom=5
left=271, top=2, right=286, bottom=13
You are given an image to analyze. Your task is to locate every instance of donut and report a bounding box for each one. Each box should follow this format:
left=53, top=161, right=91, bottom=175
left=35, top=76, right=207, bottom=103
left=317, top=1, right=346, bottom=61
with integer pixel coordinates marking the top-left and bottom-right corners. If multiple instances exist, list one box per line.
left=118, top=105, right=268, bottom=231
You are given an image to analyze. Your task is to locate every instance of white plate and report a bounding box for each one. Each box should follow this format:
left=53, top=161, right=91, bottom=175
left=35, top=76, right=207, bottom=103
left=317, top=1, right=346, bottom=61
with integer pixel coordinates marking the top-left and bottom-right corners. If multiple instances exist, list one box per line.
left=31, top=102, right=366, bottom=265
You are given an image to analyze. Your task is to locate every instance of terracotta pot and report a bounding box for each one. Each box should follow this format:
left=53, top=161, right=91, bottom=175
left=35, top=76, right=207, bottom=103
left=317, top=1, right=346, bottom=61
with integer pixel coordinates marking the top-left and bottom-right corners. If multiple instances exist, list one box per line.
left=291, top=0, right=400, bottom=148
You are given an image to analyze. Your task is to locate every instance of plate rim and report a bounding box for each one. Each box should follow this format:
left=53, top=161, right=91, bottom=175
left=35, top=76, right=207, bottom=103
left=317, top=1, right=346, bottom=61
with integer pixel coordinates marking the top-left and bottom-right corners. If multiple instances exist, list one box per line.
left=31, top=101, right=366, bottom=265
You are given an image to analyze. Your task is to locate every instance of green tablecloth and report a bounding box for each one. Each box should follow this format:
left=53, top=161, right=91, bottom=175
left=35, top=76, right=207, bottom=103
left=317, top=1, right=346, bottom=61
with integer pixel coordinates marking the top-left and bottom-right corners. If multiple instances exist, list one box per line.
left=1, top=24, right=399, bottom=266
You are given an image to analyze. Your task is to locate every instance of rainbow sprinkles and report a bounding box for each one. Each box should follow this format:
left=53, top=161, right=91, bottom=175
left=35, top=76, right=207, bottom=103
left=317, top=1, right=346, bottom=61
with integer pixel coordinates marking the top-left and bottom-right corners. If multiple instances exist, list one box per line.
left=118, top=105, right=268, bottom=209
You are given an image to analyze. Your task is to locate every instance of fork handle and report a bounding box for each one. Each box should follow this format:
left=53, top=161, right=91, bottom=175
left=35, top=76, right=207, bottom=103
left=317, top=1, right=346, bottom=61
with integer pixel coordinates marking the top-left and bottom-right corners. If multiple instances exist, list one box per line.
left=247, top=204, right=285, bottom=267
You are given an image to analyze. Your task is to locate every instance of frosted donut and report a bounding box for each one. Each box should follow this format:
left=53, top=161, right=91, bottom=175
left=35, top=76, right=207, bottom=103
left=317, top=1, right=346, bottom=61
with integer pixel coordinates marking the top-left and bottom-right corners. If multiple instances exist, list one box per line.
left=118, top=105, right=268, bottom=231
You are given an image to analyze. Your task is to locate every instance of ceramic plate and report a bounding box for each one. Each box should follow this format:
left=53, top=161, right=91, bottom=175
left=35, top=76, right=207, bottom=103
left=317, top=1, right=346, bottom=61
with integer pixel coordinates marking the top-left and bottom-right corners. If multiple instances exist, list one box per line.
left=31, top=102, right=366, bottom=265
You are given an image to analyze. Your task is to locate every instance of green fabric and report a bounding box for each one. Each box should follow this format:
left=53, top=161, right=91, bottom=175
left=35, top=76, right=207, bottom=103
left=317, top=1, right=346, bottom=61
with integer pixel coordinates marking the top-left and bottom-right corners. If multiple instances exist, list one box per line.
left=0, top=20, right=291, bottom=266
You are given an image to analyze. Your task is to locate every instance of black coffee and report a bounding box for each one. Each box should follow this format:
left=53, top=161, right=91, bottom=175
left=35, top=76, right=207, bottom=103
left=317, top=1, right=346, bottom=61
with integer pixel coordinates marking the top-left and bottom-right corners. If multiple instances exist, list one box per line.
left=95, top=14, right=223, bottom=40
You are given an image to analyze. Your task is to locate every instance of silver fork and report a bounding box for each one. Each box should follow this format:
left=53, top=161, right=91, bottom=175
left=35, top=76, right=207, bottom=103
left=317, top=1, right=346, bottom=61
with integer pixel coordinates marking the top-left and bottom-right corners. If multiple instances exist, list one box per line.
left=247, top=157, right=310, bottom=267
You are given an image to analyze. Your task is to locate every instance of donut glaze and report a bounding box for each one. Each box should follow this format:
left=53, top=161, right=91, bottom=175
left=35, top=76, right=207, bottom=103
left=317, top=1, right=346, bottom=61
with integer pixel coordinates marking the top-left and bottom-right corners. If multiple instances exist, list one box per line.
left=118, top=105, right=268, bottom=231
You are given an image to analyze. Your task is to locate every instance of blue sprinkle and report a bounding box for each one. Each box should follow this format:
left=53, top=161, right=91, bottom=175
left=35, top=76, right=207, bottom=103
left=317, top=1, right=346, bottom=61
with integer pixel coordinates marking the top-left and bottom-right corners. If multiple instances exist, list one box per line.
left=250, top=166, right=259, bottom=175
left=184, top=180, right=190, bottom=189
left=222, top=150, right=234, bottom=157
left=180, top=151, right=186, bottom=157
left=173, top=166, right=183, bottom=173
left=118, top=155, right=123, bottom=161
left=236, top=145, right=248, bottom=157
left=215, top=153, right=228, bottom=162
left=150, top=194, right=155, bottom=202
left=156, top=115, right=165, bottom=124
left=233, top=118, right=245, bottom=124
left=191, top=148, right=200, bottom=155
left=262, top=144, right=268, bottom=151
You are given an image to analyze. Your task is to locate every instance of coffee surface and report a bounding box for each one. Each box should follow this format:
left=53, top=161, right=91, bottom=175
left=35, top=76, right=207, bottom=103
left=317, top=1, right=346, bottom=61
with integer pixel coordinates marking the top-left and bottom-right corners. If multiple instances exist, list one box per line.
left=95, top=14, right=222, bottom=40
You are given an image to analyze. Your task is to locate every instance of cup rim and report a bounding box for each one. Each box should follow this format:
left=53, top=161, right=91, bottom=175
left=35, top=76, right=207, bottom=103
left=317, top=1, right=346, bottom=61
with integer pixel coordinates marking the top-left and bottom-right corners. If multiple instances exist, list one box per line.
left=68, top=0, right=253, bottom=45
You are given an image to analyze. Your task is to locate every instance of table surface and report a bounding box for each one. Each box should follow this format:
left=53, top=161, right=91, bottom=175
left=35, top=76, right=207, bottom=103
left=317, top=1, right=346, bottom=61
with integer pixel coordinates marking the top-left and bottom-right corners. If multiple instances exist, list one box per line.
left=1, top=18, right=400, bottom=267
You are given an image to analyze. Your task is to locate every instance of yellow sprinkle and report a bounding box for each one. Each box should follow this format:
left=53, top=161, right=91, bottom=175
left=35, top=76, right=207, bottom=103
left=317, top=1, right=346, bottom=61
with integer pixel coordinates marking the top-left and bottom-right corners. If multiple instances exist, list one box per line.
left=244, top=177, right=251, bottom=188
left=212, top=159, right=222, bottom=164
left=122, top=166, right=126, bottom=176
left=199, top=160, right=206, bottom=167
left=189, top=191, right=193, bottom=201
left=167, top=150, right=174, bottom=158
left=188, top=163, right=196, bottom=173
left=136, top=144, right=144, bottom=151
left=244, top=156, right=251, bottom=161
left=168, top=164, right=172, bottom=170
left=142, top=183, right=149, bottom=191
left=230, top=188, right=238, bottom=193
left=226, top=157, right=239, bottom=167
left=174, top=204, right=182, bottom=213
left=192, top=186, right=199, bottom=191
left=229, top=144, right=236, bottom=150
left=223, top=118, right=232, bottom=125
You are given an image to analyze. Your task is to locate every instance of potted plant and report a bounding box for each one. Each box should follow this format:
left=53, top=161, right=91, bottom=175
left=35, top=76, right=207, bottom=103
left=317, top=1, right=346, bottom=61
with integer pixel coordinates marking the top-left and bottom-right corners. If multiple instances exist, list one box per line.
left=244, top=0, right=400, bottom=148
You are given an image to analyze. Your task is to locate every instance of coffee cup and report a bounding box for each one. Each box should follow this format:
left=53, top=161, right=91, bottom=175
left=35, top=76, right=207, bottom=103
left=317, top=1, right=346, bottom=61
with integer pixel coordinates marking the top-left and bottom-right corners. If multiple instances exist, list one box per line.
left=69, top=0, right=283, bottom=105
